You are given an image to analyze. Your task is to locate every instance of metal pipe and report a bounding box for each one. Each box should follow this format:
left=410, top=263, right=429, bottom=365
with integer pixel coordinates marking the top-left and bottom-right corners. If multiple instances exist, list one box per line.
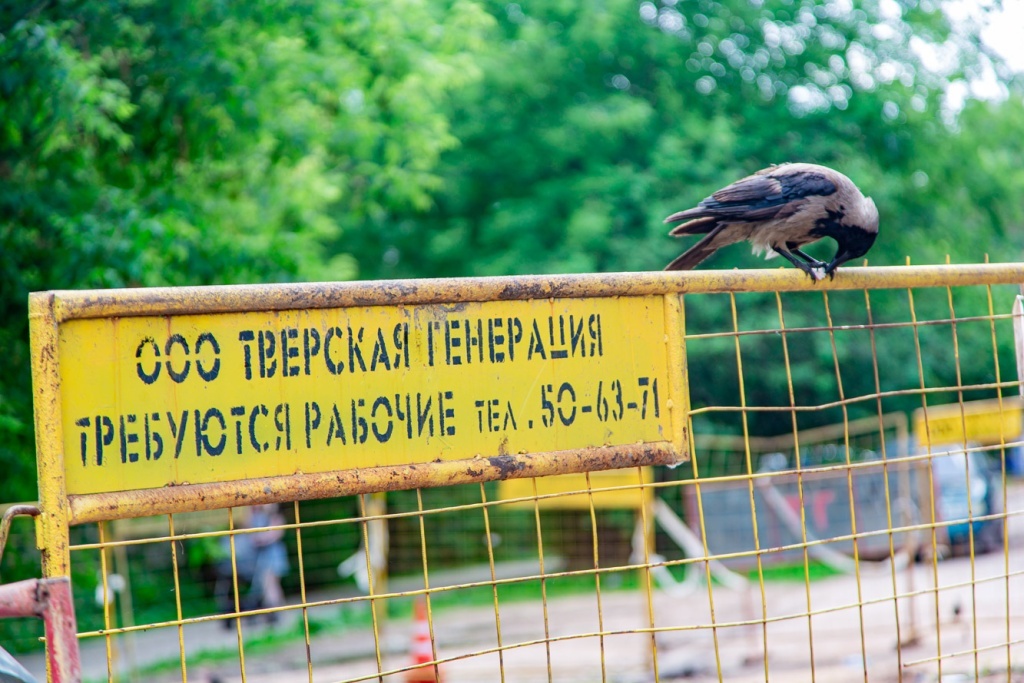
left=36, top=263, right=1024, bottom=322
left=67, top=443, right=678, bottom=525
left=0, top=578, right=81, bottom=683
left=39, top=577, right=81, bottom=683
left=0, top=504, right=39, bottom=565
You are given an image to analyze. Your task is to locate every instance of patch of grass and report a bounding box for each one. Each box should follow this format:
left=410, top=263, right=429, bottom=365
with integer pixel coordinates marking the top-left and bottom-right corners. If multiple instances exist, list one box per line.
left=422, top=568, right=635, bottom=612
left=110, top=611, right=342, bottom=683
left=746, top=561, right=843, bottom=582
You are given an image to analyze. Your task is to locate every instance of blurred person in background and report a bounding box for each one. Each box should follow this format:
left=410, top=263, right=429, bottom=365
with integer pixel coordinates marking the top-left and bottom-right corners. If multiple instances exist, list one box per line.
left=218, top=504, right=289, bottom=627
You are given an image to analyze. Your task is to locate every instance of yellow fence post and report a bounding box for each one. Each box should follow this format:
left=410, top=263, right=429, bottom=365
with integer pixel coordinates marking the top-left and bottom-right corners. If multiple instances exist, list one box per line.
left=29, top=293, right=72, bottom=580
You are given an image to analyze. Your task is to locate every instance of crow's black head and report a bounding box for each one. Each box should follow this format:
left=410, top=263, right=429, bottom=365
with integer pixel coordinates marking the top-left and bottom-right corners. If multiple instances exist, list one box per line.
left=820, top=196, right=879, bottom=275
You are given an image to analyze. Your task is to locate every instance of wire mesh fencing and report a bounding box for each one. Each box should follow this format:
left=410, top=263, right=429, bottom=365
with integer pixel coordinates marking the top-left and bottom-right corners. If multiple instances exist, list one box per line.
left=9, top=265, right=1024, bottom=683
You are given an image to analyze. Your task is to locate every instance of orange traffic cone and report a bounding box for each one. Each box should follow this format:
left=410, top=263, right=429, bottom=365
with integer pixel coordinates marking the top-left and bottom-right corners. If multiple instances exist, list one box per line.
left=406, top=599, right=441, bottom=683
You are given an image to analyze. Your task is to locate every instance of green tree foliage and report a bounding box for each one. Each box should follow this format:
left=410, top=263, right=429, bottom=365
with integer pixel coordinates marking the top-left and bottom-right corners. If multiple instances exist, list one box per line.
left=360, top=0, right=1024, bottom=433
left=368, top=0, right=1022, bottom=280
left=0, top=0, right=492, bottom=502
left=2, top=0, right=1024, bottom=502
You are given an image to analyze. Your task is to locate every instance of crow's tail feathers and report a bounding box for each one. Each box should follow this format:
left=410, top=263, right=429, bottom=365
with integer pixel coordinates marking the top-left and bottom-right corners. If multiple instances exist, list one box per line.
left=664, top=226, right=725, bottom=271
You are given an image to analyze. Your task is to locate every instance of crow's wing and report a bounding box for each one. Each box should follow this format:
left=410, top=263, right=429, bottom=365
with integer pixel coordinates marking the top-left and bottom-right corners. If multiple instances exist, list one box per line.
left=665, top=167, right=837, bottom=232
left=710, top=173, right=783, bottom=205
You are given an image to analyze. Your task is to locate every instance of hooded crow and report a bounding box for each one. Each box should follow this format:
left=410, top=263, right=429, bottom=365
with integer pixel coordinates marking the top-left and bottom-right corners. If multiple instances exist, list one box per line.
left=663, top=163, right=879, bottom=280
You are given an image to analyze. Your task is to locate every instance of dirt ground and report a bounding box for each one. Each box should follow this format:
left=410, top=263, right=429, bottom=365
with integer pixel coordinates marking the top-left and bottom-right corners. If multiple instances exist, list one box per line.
left=224, top=551, right=1024, bottom=683
left=20, top=489, right=1024, bottom=683
left=178, top=495, right=1024, bottom=683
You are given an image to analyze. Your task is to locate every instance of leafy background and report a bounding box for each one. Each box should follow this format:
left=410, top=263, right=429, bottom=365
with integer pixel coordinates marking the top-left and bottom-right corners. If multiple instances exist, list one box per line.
left=5, top=0, right=1024, bottom=497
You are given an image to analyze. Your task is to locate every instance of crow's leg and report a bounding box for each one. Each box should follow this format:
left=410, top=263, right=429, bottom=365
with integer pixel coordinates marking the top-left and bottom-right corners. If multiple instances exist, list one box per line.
left=789, top=246, right=827, bottom=268
left=775, top=247, right=822, bottom=281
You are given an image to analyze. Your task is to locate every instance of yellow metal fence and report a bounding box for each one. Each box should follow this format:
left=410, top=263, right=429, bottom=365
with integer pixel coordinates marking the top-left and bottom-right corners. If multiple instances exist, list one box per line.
left=10, top=263, right=1024, bottom=682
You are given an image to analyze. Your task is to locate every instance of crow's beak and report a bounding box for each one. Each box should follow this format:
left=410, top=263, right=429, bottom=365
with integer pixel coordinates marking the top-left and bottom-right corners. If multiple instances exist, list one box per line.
left=823, top=251, right=850, bottom=279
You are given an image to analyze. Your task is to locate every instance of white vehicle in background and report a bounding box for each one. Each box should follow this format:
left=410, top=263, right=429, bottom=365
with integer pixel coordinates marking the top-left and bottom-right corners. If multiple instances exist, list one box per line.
left=926, top=445, right=1005, bottom=555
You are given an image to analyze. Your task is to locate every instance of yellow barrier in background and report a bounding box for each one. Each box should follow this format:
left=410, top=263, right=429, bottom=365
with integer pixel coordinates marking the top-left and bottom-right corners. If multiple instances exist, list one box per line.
left=913, top=396, right=1024, bottom=448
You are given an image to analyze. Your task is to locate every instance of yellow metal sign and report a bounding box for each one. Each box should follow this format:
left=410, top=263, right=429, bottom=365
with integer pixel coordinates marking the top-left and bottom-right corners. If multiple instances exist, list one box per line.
left=913, top=396, right=1024, bottom=447
left=497, top=467, right=653, bottom=510
left=53, top=294, right=683, bottom=495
